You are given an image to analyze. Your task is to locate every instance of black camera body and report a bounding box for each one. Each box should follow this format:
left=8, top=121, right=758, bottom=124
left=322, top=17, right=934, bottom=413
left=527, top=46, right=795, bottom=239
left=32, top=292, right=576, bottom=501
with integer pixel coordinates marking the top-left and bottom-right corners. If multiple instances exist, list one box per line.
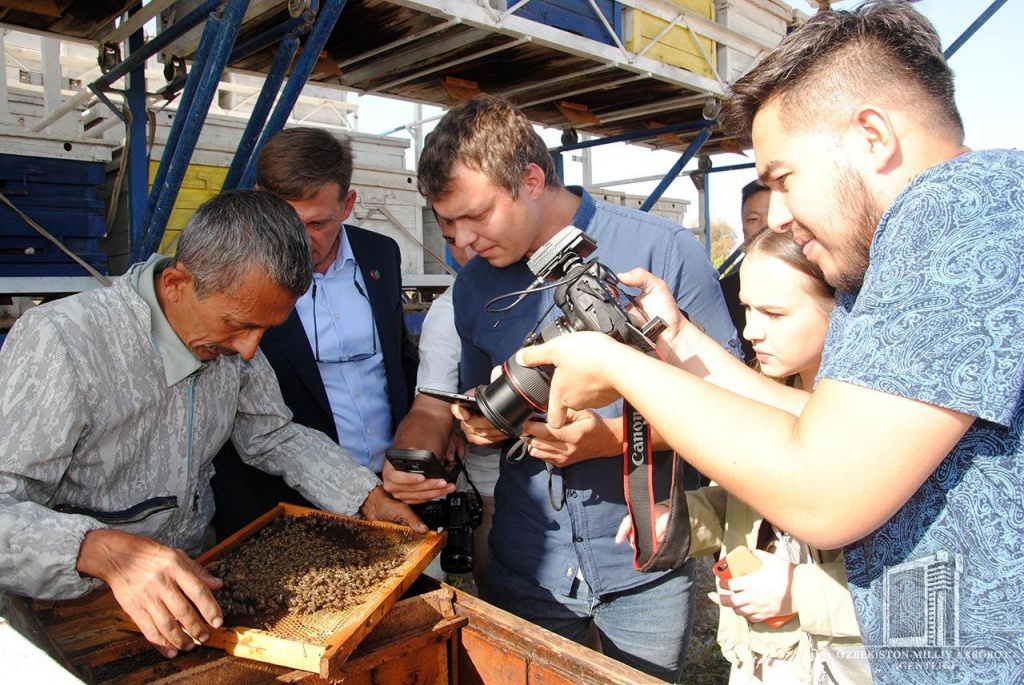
left=417, top=490, right=483, bottom=574
left=475, top=226, right=665, bottom=437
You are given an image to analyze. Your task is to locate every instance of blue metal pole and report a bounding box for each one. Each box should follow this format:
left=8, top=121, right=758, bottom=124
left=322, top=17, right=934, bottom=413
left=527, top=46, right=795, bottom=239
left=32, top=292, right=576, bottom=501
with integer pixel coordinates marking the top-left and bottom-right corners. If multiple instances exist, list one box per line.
left=223, top=33, right=301, bottom=190
left=702, top=161, right=755, bottom=175
left=640, top=126, right=712, bottom=212
left=231, top=15, right=308, bottom=63
left=553, top=152, right=565, bottom=183
left=158, top=14, right=311, bottom=99
left=134, top=10, right=222, bottom=261
left=97, top=0, right=220, bottom=89
left=549, top=119, right=715, bottom=155
left=136, top=0, right=251, bottom=261
left=702, top=171, right=711, bottom=256
left=127, top=2, right=149, bottom=251
left=944, top=0, right=1008, bottom=59
left=239, top=0, right=349, bottom=189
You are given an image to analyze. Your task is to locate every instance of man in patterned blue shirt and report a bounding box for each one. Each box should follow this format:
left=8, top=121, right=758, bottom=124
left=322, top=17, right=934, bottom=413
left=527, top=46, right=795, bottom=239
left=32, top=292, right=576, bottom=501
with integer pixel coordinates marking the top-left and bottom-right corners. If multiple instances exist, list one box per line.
left=517, top=2, right=1024, bottom=682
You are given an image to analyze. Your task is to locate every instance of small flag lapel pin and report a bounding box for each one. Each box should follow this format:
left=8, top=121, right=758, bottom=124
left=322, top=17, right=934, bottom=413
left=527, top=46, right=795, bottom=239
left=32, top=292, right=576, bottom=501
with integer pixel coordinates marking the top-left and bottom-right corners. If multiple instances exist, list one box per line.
left=370, top=269, right=381, bottom=280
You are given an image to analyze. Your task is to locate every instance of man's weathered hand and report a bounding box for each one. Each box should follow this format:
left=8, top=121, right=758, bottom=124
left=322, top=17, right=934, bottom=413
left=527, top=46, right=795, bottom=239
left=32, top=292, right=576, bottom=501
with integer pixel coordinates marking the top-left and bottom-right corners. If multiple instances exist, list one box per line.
left=76, top=528, right=223, bottom=659
left=360, top=485, right=428, bottom=533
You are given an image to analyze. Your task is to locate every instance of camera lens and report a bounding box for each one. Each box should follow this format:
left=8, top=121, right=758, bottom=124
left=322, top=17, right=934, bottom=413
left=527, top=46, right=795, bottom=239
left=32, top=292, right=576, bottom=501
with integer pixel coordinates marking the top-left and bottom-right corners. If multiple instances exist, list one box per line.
left=475, top=318, right=572, bottom=436
left=440, top=528, right=475, bottom=574
left=475, top=359, right=551, bottom=437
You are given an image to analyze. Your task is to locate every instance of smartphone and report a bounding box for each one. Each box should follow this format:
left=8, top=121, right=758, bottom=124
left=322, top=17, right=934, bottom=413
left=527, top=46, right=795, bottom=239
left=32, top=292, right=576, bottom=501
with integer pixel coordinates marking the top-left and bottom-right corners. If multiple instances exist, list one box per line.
left=713, top=545, right=797, bottom=629
left=417, top=387, right=482, bottom=415
left=385, top=448, right=452, bottom=482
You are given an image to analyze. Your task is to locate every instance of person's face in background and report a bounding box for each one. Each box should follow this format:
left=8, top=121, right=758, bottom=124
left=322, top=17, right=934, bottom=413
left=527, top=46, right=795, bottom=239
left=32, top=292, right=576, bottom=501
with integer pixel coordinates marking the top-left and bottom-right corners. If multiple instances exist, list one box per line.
left=739, top=252, right=833, bottom=390
left=283, top=182, right=357, bottom=275
left=439, top=222, right=478, bottom=268
left=740, top=189, right=770, bottom=241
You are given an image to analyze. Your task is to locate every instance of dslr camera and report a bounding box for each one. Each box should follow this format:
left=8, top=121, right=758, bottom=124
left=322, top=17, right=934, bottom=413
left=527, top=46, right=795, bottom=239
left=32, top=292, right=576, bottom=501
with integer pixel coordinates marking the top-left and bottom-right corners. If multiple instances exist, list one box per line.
left=475, top=226, right=666, bottom=437
left=418, top=490, right=483, bottom=574
left=385, top=448, right=484, bottom=574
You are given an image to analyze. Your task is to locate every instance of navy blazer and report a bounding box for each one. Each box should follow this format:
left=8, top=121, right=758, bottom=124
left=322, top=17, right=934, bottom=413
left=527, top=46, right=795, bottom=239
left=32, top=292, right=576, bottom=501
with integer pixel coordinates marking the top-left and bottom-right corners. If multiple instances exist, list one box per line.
left=211, top=226, right=418, bottom=538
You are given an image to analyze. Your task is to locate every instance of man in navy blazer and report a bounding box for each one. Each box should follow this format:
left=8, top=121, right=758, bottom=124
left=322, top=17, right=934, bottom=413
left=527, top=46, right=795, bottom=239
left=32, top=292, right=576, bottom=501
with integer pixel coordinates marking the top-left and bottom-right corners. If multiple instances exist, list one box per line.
left=212, top=128, right=417, bottom=539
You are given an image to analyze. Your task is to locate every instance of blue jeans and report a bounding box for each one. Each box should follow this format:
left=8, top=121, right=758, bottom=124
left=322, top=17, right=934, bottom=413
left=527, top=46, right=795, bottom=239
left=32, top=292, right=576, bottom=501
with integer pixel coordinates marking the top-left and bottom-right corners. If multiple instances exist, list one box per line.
left=487, top=551, right=696, bottom=682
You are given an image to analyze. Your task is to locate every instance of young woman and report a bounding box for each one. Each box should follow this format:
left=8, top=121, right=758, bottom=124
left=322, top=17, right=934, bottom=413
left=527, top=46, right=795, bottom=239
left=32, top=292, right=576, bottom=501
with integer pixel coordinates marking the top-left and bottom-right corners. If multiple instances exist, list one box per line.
left=621, top=229, right=870, bottom=684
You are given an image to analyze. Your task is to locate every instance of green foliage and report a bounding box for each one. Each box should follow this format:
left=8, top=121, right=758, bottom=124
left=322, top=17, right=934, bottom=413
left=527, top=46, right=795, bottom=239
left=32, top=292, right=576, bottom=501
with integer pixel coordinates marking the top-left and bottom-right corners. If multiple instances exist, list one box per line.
left=710, top=220, right=741, bottom=268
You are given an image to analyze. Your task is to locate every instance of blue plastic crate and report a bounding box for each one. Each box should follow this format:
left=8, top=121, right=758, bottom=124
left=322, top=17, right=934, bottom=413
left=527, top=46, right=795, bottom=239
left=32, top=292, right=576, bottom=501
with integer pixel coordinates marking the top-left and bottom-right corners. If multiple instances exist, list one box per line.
left=513, top=0, right=623, bottom=47
left=0, top=153, right=108, bottom=277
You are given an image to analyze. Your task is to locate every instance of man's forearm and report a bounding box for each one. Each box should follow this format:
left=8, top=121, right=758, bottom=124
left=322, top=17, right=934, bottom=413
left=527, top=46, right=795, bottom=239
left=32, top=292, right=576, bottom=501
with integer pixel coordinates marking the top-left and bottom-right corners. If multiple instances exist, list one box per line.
left=600, top=347, right=970, bottom=550
left=392, top=396, right=456, bottom=458
left=662, top=323, right=809, bottom=416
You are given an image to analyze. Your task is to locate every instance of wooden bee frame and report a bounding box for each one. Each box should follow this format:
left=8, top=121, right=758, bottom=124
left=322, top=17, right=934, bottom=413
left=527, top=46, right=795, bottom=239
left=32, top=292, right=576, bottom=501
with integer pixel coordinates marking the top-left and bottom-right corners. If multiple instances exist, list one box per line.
left=194, top=503, right=445, bottom=679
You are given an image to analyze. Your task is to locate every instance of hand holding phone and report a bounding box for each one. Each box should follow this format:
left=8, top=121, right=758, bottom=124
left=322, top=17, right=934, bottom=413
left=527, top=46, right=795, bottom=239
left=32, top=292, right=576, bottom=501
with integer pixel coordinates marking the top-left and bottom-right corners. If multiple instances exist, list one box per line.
left=417, top=387, right=482, bottom=415
left=713, top=546, right=797, bottom=629
left=385, top=448, right=452, bottom=482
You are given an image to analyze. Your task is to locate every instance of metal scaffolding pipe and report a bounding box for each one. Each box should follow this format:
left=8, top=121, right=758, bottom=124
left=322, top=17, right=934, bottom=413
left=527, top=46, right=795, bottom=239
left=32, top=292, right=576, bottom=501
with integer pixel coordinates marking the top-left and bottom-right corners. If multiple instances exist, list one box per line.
left=238, top=0, right=350, bottom=189
left=222, top=33, right=301, bottom=190
left=135, top=0, right=250, bottom=261
left=229, top=13, right=308, bottom=65
left=640, top=126, right=712, bottom=212
left=944, top=0, right=1008, bottom=59
left=548, top=119, right=715, bottom=154
left=27, top=0, right=220, bottom=133
left=138, top=10, right=222, bottom=256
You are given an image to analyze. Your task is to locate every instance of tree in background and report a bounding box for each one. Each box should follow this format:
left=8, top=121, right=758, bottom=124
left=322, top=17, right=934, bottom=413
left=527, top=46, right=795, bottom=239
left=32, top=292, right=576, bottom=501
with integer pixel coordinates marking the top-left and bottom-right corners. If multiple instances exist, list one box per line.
left=710, top=219, right=741, bottom=268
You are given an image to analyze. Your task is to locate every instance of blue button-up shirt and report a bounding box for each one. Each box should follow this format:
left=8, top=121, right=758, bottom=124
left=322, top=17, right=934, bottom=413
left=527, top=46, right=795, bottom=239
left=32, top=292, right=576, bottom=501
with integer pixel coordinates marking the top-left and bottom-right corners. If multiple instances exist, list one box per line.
left=294, top=230, right=392, bottom=472
left=454, top=188, right=738, bottom=596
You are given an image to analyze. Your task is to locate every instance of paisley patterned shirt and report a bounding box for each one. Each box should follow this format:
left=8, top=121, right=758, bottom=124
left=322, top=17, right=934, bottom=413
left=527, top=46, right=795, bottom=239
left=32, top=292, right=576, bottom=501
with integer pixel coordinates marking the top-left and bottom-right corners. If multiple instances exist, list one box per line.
left=819, top=149, right=1024, bottom=683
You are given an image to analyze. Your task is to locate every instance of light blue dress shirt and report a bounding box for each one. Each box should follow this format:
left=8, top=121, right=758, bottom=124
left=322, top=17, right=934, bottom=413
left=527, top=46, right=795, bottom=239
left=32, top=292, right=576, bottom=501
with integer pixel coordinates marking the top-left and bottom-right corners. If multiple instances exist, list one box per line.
left=294, top=230, right=392, bottom=472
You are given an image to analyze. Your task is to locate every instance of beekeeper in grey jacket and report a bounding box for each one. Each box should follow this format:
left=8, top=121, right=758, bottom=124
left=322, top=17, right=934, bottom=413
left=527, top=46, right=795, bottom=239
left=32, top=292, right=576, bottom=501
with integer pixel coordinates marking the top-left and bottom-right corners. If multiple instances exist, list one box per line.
left=0, top=189, right=424, bottom=659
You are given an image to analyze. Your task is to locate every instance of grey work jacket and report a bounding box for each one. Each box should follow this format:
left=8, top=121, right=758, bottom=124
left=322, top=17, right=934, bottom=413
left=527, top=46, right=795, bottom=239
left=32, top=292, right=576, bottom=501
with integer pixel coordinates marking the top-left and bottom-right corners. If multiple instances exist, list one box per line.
left=0, top=259, right=380, bottom=600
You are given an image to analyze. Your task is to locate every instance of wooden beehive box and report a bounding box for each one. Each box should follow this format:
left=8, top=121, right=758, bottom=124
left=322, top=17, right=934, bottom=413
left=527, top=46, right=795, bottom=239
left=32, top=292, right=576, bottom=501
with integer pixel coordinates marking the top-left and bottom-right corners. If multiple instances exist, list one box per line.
left=194, top=503, right=445, bottom=679
left=622, top=0, right=717, bottom=77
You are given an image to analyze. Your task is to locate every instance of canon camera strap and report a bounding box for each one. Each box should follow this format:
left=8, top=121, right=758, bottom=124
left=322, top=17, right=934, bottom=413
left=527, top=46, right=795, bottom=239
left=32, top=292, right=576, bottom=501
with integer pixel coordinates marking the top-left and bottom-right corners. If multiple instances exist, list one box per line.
left=622, top=400, right=691, bottom=572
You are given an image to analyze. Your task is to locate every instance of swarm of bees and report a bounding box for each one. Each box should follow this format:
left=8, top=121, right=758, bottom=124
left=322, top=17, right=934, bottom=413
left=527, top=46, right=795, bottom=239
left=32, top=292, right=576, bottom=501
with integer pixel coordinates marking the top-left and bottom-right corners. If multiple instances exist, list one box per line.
left=210, top=515, right=411, bottom=620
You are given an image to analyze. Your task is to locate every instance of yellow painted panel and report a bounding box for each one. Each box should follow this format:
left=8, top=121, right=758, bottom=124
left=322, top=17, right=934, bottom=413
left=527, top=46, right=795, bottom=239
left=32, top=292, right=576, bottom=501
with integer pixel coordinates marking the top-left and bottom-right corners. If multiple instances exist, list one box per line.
left=623, top=0, right=716, bottom=76
left=148, top=161, right=228, bottom=254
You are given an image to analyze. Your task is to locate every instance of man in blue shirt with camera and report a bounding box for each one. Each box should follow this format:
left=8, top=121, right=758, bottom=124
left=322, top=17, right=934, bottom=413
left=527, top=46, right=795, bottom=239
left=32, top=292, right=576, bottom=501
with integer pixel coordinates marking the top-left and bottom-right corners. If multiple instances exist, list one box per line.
left=395, top=95, right=737, bottom=681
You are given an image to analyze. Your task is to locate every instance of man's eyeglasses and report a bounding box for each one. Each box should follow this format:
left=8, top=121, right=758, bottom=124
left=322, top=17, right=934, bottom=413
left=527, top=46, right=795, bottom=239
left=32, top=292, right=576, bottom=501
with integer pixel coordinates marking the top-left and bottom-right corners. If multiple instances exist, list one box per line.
left=311, top=270, right=377, bottom=363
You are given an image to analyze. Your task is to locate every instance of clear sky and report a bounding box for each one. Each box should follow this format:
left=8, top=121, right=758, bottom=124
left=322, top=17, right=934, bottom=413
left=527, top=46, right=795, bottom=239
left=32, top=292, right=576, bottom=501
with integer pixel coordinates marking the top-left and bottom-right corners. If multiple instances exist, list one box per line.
left=352, top=0, right=1023, bottom=240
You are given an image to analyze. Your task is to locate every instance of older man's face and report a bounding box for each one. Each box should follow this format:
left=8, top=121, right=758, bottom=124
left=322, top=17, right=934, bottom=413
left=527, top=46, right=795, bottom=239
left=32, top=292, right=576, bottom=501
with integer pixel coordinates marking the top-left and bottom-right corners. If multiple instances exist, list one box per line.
left=751, top=100, right=882, bottom=292
left=172, top=267, right=296, bottom=362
